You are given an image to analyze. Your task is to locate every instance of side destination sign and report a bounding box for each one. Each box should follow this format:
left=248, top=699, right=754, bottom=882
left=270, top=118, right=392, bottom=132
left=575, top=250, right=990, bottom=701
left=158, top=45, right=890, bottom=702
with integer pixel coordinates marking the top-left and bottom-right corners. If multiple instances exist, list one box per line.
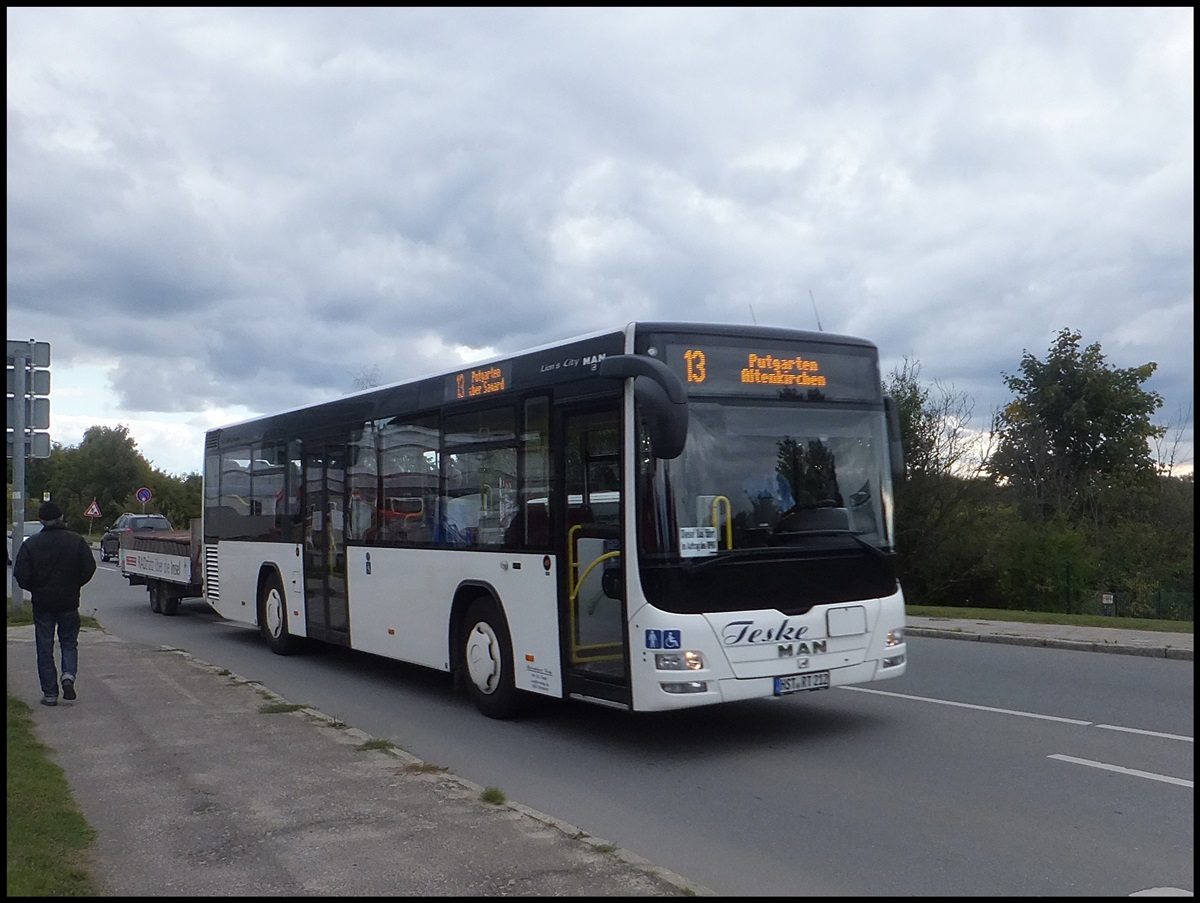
left=446, top=361, right=512, bottom=402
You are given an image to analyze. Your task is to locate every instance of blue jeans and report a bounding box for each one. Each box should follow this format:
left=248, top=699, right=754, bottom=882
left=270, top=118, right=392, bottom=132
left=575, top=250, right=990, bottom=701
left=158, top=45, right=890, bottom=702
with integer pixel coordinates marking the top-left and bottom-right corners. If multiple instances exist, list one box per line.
left=33, top=608, right=80, bottom=697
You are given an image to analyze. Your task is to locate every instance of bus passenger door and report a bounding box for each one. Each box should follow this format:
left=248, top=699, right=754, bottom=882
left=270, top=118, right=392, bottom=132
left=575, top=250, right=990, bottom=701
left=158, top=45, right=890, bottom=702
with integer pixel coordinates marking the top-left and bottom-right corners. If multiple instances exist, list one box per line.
left=303, top=445, right=350, bottom=646
left=557, top=403, right=629, bottom=706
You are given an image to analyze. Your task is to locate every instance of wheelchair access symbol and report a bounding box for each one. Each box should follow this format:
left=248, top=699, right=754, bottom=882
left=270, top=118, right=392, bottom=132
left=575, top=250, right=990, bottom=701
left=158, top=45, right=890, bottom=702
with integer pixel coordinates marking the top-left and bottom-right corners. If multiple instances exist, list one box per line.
left=645, top=629, right=682, bottom=649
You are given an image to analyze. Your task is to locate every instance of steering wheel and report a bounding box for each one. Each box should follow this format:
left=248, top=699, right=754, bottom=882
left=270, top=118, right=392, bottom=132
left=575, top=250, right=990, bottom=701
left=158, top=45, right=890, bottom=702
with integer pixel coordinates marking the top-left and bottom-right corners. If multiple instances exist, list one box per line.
left=774, top=499, right=839, bottom=532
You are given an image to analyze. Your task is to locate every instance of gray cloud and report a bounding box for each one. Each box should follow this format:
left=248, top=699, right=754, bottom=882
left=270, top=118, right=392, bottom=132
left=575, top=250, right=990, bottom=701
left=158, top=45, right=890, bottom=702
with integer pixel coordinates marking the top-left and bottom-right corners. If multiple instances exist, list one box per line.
left=7, top=7, right=1193, bottom=473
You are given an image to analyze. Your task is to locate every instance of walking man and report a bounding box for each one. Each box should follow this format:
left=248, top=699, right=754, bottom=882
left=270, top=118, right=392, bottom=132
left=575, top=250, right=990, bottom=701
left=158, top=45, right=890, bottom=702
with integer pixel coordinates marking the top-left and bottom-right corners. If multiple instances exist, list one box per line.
left=13, top=501, right=97, bottom=706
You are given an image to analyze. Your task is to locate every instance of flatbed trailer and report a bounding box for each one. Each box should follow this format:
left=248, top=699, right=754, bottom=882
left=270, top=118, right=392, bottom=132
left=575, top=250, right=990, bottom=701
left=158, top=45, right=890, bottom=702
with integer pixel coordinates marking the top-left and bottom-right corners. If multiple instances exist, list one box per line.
left=118, top=518, right=204, bottom=616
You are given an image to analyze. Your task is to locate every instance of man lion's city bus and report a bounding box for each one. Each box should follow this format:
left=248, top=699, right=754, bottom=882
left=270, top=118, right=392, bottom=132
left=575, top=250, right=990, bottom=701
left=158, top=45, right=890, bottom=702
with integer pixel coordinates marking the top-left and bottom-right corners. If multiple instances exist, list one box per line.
left=202, top=322, right=907, bottom=718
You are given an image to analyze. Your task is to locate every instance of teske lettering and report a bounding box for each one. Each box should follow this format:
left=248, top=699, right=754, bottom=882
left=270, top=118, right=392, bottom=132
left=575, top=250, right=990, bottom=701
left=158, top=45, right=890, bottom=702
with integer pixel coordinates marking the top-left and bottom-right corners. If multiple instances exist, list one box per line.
left=721, top=619, right=811, bottom=645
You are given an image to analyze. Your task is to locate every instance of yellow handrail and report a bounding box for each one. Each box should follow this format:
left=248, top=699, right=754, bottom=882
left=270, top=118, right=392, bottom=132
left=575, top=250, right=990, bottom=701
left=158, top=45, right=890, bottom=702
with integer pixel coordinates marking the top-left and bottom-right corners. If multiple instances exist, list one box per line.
left=567, top=523, right=581, bottom=591
left=710, top=495, right=732, bottom=548
left=566, top=524, right=623, bottom=663
left=572, top=551, right=621, bottom=605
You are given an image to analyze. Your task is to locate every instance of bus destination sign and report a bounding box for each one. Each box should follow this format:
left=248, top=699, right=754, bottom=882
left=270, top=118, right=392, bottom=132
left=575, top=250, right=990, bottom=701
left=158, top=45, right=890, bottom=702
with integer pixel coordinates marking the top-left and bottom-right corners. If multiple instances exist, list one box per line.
left=447, top=361, right=512, bottom=402
left=666, top=342, right=879, bottom=402
left=683, top=348, right=827, bottom=390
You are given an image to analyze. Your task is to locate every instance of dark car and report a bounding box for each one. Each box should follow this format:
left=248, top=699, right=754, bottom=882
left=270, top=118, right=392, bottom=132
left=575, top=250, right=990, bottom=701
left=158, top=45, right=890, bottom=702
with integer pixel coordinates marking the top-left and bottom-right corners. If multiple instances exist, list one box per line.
left=100, top=513, right=174, bottom=562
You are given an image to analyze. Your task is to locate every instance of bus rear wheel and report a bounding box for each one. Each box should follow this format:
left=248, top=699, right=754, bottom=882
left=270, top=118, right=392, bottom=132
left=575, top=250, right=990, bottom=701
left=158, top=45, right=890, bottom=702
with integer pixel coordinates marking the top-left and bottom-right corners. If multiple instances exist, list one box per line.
left=462, top=598, right=523, bottom=720
left=260, top=573, right=301, bottom=655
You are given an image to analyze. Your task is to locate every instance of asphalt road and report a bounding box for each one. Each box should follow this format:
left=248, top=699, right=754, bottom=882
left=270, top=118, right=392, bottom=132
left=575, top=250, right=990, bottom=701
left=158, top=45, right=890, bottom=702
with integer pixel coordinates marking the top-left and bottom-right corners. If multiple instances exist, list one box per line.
left=16, top=557, right=1196, bottom=896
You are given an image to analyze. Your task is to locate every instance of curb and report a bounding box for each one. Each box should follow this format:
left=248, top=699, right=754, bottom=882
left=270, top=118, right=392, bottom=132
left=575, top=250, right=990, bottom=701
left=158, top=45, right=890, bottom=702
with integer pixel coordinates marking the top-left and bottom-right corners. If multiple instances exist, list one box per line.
left=905, top=627, right=1194, bottom=661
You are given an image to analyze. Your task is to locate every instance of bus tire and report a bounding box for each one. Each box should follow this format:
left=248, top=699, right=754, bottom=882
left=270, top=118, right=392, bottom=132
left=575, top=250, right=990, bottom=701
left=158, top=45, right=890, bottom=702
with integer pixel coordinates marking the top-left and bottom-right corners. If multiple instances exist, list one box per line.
left=148, top=582, right=162, bottom=614
left=462, top=597, right=523, bottom=720
left=260, top=572, right=301, bottom=655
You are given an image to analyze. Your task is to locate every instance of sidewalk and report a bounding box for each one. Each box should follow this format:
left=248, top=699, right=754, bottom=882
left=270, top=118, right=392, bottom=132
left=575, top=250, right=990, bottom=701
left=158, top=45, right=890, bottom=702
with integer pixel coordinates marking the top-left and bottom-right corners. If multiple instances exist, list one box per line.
left=6, top=626, right=711, bottom=897
left=905, top=616, right=1193, bottom=660
left=7, top=616, right=1192, bottom=897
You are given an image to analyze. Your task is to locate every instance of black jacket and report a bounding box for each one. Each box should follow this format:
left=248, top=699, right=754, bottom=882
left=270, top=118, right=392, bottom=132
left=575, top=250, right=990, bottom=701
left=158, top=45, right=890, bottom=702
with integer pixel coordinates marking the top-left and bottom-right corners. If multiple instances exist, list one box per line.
left=13, top=522, right=97, bottom=613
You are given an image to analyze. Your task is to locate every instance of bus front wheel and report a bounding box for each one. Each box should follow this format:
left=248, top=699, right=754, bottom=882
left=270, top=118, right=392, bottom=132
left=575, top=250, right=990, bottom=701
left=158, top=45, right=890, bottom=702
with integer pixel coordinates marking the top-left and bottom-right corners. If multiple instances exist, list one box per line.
left=260, top=573, right=301, bottom=655
left=462, top=598, right=522, bottom=720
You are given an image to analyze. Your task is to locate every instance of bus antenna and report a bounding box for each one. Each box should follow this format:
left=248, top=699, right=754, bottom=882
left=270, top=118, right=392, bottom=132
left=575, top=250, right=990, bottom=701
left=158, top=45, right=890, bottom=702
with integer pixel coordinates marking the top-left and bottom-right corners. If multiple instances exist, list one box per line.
left=809, top=289, right=824, bottom=332
left=748, top=303, right=758, bottom=324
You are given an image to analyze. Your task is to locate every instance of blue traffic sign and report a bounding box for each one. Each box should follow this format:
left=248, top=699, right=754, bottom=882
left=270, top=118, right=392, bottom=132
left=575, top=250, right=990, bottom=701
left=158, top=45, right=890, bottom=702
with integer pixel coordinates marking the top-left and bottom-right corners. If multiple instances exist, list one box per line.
left=136, top=487, right=152, bottom=503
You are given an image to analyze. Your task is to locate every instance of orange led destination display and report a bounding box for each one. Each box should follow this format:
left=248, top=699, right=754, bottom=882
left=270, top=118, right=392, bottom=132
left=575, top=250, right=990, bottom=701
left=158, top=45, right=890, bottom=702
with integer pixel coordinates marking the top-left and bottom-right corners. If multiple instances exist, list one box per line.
left=447, top=361, right=512, bottom=401
left=671, top=343, right=878, bottom=402
left=685, top=349, right=827, bottom=388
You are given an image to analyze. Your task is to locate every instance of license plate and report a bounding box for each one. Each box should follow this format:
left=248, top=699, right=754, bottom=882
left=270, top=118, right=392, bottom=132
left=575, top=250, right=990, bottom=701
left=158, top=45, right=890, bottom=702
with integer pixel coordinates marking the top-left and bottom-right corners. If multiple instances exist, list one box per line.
left=774, top=671, right=831, bottom=695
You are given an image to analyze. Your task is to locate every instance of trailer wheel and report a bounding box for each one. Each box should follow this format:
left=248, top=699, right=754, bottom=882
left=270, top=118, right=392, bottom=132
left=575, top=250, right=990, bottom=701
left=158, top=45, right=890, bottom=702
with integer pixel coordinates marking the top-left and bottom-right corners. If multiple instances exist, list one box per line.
left=461, top=597, right=523, bottom=720
left=260, top=572, right=301, bottom=655
left=161, top=587, right=179, bottom=617
left=148, top=581, right=162, bottom=614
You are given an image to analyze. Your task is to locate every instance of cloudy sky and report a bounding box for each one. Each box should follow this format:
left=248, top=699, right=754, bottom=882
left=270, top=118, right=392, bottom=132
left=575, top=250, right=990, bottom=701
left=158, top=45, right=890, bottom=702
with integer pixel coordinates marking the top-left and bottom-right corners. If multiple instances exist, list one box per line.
left=7, top=7, right=1194, bottom=480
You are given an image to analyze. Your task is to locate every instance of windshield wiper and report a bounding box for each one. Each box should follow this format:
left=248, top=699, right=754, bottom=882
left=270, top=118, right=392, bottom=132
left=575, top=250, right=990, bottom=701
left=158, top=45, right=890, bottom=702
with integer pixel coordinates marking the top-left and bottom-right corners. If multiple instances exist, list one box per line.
left=679, top=548, right=780, bottom=573
left=770, top=528, right=892, bottom=561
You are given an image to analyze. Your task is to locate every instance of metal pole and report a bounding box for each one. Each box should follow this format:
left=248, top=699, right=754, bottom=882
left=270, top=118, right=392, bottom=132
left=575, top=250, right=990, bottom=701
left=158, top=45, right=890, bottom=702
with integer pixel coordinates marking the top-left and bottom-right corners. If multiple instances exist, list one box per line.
left=11, top=344, right=29, bottom=615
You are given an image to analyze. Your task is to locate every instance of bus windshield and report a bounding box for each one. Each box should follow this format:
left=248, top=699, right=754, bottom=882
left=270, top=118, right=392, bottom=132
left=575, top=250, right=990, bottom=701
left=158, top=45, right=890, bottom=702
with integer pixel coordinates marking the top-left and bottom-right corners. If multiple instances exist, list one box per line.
left=638, top=397, right=894, bottom=559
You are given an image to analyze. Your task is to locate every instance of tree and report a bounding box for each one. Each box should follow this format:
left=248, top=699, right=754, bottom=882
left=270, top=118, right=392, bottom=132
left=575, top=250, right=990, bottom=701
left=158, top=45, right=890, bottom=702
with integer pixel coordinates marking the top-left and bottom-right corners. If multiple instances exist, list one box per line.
left=888, top=358, right=990, bottom=479
left=150, top=472, right=203, bottom=529
left=991, top=328, right=1164, bottom=524
left=352, top=365, right=383, bottom=391
left=883, top=359, right=996, bottom=606
left=21, top=425, right=159, bottom=531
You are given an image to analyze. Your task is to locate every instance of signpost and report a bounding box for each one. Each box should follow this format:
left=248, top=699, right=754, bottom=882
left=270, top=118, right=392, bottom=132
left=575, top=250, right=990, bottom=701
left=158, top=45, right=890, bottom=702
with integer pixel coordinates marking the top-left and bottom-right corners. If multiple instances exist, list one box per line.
left=137, top=486, right=152, bottom=512
left=7, top=339, right=51, bottom=614
left=85, top=499, right=102, bottom=537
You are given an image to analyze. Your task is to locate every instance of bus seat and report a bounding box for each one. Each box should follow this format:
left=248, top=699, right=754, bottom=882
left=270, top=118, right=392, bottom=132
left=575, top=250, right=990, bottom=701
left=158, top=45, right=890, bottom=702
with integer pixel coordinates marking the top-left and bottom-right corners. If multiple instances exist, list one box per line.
left=504, top=503, right=550, bottom=549
left=567, top=504, right=594, bottom=527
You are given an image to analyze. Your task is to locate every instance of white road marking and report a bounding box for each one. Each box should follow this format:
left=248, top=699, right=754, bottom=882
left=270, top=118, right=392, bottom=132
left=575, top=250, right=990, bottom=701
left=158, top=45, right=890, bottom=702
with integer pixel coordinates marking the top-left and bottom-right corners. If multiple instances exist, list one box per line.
left=1096, top=724, right=1193, bottom=743
left=845, top=686, right=1194, bottom=742
left=843, top=686, right=1091, bottom=724
left=1048, top=754, right=1193, bottom=788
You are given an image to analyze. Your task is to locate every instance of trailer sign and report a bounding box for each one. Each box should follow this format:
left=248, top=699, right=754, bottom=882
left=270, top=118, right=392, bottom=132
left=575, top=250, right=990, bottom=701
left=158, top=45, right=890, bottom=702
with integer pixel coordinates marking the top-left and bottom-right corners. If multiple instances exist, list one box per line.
left=123, top=550, right=191, bottom=583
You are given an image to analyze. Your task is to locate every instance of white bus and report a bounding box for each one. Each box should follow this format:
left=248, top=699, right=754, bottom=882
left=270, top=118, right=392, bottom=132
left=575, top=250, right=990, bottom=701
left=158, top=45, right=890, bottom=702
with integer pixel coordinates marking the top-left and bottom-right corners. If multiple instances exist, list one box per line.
left=201, top=322, right=908, bottom=718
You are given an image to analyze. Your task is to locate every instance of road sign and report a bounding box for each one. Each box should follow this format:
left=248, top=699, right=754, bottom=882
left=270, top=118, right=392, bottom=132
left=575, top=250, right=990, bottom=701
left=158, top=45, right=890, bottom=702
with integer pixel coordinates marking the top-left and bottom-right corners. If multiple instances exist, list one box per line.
left=85, top=500, right=102, bottom=518
left=6, top=433, right=51, bottom=459
left=7, top=396, right=50, bottom=429
left=136, top=487, right=152, bottom=503
left=6, top=340, right=51, bottom=367
left=6, top=368, right=50, bottom=395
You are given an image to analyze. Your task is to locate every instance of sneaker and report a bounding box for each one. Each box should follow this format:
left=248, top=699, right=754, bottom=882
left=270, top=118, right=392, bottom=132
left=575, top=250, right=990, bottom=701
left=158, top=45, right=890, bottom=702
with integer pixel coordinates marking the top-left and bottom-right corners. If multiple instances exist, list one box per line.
left=40, top=694, right=58, bottom=707
left=62, top=679, right=77, bottom=701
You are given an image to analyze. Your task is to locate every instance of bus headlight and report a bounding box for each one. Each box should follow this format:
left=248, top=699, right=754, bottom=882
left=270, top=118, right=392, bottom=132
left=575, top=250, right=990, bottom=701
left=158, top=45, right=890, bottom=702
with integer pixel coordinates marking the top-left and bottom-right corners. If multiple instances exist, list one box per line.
left=886, top=628, right=905, bottom=647
left=655, top=650, right=705, bottom=671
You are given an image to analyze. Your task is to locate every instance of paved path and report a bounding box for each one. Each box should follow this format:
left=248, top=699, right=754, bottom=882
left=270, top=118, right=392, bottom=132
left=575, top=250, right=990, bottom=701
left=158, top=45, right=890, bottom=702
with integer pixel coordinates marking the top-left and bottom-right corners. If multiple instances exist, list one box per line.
left=7, top=626, right=711, bottom=897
